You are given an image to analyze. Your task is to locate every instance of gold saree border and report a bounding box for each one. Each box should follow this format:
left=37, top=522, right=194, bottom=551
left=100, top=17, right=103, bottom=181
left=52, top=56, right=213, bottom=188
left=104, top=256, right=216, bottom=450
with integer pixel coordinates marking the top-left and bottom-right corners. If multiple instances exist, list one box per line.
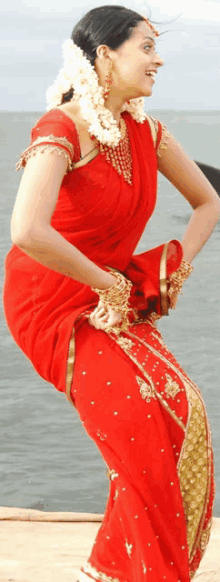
left=111, top=328, right=213, bottom=565
left=177, top=379, right=212, bottom=562
left=160, top=242, right=169, bottom=316
left=65, top=325, right=77, bottom=407
left=145, top=114, right=157, bottom=147
left=65, top=313, right=213, bottom=566
left=113, top=331, right=186, bottom=431
left=80, top=562, right=123, bottom=582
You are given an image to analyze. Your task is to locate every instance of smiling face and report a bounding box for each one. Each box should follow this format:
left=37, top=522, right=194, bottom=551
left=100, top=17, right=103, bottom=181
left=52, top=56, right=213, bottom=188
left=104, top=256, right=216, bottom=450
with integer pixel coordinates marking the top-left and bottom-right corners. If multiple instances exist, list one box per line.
left=96, top=20, right=164, bottom=102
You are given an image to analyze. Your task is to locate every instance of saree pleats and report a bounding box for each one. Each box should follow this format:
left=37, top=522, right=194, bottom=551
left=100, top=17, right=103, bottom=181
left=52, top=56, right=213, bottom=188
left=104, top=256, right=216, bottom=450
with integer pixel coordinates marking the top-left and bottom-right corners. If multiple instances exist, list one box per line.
left=68, top=316, right=215, bottom=582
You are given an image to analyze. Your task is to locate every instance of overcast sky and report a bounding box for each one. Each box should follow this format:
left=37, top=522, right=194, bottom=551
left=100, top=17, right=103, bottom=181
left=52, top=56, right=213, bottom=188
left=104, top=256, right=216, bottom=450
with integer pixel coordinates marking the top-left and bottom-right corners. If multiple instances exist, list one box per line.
left=1, top=0, right=220, bottom=111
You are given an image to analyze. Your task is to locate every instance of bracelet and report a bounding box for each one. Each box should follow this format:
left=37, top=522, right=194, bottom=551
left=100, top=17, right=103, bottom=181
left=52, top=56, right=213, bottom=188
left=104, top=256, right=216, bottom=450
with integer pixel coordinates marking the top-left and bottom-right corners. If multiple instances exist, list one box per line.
left=91, top=267, right=133, bottom=334
left=167, top=259, right=194, bottom=300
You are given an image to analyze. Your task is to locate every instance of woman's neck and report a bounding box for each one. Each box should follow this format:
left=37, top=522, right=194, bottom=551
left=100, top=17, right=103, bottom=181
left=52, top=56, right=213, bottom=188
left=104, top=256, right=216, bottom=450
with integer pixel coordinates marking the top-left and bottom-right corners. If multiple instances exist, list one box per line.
left=61, top=100, right=123, bottom=128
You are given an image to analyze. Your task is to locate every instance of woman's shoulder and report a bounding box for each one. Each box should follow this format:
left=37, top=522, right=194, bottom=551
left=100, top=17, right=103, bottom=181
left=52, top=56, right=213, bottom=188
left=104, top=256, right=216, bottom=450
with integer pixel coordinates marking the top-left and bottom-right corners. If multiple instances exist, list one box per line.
left=16, top=105, right=82, bottom=172
left=32, top=105, right=79, bottom=132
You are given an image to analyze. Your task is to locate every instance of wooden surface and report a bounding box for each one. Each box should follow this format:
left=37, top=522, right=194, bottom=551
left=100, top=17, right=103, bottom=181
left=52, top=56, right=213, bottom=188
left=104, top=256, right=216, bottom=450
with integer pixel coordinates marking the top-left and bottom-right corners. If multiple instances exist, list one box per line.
left=0, top=507, right=219, bottom=582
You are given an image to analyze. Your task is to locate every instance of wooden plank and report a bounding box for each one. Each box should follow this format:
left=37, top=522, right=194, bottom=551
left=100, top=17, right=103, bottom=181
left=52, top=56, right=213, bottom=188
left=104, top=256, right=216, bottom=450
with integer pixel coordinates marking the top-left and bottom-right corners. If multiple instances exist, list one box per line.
left=0, top=508, right=219, bottom=582
left=0, top=506, right=104, bottom=522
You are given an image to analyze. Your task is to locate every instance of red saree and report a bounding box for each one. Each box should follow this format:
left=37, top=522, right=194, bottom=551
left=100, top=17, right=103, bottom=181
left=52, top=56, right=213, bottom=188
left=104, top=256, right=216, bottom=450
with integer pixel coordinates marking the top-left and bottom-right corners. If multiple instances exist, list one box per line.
left=2, top=108, right=215, bottom=582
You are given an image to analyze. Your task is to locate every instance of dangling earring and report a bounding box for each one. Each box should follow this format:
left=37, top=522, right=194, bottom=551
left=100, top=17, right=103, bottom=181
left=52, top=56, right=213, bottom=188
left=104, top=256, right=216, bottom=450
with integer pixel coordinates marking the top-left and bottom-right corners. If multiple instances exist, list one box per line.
left=103, top=60, right=113, bottom=101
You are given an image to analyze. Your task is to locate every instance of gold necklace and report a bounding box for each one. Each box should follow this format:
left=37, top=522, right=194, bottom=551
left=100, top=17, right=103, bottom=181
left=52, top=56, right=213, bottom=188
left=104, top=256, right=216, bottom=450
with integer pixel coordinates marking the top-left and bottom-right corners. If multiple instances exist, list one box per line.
left=99, top=117, right=133, bottom=186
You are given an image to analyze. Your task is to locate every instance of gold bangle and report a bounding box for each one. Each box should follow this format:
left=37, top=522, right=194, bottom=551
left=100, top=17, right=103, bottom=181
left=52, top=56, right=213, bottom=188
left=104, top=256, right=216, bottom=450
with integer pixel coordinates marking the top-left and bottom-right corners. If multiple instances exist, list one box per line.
left=167, top=259, right=194, bottom=296
left=91, top=268, right=133, bottom=334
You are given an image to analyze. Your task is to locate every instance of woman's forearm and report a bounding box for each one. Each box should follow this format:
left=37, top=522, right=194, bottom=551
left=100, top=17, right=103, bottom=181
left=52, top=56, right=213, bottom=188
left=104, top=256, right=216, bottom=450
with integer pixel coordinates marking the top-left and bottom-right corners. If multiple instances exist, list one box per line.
left=12, top=225, right=116, bottom=290
left=180, top=203, right=220, bottom=264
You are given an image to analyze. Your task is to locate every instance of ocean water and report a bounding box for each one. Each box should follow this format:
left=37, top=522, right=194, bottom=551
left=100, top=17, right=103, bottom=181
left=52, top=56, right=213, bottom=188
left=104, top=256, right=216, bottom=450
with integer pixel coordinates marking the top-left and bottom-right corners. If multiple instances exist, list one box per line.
left=0, top=110, right=219, bottom=516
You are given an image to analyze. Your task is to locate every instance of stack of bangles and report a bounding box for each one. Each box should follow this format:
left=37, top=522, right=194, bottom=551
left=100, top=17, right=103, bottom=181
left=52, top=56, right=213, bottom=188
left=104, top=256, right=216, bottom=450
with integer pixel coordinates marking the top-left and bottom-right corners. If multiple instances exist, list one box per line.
left=91, top=267, right=133, bottom=336
left=91, top=260, right=194, bottom=334
left=167, top=259, right=194, bottom=308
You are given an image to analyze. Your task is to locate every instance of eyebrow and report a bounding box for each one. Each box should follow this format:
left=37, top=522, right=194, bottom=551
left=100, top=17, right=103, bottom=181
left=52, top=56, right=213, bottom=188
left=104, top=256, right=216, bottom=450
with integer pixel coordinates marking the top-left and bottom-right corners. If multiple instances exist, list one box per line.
left=143, top=36, right=156, bottom=43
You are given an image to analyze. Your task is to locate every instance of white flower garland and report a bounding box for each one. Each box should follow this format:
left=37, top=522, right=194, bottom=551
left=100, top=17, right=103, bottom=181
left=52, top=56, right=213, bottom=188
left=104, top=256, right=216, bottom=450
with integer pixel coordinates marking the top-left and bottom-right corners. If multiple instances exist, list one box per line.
left=46, top=39, right=148, bottom=147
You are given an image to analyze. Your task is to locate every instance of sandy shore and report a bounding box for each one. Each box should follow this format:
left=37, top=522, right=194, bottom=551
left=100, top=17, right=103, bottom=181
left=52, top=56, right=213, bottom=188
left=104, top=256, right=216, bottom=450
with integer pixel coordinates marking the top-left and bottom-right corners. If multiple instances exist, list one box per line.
left=0, top=507, right=219, bottom=582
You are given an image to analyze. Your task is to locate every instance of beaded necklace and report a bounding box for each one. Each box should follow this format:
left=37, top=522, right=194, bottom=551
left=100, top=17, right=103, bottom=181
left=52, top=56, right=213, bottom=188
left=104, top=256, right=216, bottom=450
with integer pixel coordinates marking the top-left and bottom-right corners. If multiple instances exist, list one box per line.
left=98, top=117, right=132, bottom=185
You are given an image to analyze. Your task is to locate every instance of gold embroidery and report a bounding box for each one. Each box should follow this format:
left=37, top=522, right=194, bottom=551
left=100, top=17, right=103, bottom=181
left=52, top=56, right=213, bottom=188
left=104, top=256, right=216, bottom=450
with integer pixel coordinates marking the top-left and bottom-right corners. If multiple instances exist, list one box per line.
left=16, top=134, right=74, bottom=173
left=114, top=331, right=186, bottom=431
left=132, top=312, right=162, bottom=328
left=146, top=116, right=171, bottom=157
left=125, top=541, right=133, bottom=558
left=156, top=123, right=171, bottom=158
left=124, top=329, right=213, bottom=564
left=156, top=392, right=185, bottom=430
left=177, top=379, right=210, bottom=560
left=115, top=336, right=135, bottom=350
left=30, top=134, right=74, bottom=155
left=151, top=332, right=167, bottom=350
left=160, top=242, right=169, bottom=315
left=97, top=429, right=107, bottom=441
left=164, top=373, right=181, bottom=399
left=82, top=562, right=122, bottom=582
left=102, top=327, right=212, bottom=569
left=106, top=469, right=119, bottom=481
left=199, top=517, right=212, bottom=554
left=126, top=329, right=193, bottom=394
left=136, top=375, right=157, bottom=402
left=130, top=330, right=213, bottom=563
left=65, top=326, right=76, bottom=407
left=148, top=312, right=162, bottom=326
left=145, top=115, right=157, bottom=147
left=113, top=489, right=119, bottom=501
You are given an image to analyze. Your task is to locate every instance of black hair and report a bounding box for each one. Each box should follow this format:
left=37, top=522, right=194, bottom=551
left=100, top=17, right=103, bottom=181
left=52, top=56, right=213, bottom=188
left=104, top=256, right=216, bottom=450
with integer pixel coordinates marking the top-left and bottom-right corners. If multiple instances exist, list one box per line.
left=61, top=5, right=147, bottom=104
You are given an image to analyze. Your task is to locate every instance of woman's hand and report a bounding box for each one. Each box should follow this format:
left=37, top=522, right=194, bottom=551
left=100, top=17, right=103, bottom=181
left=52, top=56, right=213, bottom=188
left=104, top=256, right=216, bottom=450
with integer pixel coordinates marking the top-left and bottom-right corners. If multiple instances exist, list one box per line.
left=88, top=299, right=122, bottom=330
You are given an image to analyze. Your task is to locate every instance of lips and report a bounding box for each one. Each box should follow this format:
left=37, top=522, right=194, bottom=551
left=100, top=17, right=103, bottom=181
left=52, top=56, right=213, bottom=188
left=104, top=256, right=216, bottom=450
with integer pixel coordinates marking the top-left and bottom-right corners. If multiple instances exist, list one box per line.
left=146, top=71, right=157, bottom=78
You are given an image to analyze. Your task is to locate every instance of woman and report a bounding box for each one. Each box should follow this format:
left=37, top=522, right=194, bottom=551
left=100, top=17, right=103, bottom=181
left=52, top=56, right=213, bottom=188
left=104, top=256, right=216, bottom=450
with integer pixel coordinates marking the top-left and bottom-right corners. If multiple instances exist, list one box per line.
left=2, top=5, right=219, bottom=582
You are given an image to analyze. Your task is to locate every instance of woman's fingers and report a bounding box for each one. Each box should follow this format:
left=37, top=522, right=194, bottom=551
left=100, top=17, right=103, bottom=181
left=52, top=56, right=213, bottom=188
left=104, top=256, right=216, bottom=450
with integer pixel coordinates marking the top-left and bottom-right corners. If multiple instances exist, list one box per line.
left=107, top=306, right=122, bottom=325
left=88, top=304, right=122, bottom=330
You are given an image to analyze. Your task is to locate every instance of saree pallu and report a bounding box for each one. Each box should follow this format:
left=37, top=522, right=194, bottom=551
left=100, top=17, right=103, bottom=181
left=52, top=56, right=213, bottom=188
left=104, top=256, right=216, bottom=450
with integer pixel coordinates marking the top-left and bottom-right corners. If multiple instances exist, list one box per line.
left=2, top=108, right=215, bottom=582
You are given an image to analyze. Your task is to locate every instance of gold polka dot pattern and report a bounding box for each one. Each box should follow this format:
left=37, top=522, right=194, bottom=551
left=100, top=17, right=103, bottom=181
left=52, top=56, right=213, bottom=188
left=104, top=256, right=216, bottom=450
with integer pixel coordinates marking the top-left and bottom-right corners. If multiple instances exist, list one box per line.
left=177, top=379, right=210, bottom=560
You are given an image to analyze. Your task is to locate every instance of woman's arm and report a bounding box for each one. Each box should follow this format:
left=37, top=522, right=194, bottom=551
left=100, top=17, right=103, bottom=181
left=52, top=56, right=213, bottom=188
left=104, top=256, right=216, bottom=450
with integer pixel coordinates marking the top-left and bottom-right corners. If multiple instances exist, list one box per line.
left=157, top=133, right=220, bottom=263
left=11, top=150, right=117, bottom=290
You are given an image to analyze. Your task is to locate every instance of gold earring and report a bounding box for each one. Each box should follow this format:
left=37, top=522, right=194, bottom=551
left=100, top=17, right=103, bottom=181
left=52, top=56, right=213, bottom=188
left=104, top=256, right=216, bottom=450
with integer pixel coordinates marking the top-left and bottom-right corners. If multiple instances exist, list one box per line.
left=103, top=60, right=113, bottom=101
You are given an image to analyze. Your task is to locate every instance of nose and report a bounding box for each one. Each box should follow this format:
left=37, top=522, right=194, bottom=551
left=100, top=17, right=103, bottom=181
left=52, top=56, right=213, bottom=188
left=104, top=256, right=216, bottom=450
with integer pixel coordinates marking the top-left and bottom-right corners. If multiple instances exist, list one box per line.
left=154, top=52, right=164, bottom=68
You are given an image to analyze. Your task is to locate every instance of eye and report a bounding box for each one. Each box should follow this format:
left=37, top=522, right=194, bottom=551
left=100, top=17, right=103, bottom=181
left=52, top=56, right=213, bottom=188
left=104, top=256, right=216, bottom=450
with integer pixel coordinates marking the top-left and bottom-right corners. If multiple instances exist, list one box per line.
left=144, top=44, right=153, bottom=53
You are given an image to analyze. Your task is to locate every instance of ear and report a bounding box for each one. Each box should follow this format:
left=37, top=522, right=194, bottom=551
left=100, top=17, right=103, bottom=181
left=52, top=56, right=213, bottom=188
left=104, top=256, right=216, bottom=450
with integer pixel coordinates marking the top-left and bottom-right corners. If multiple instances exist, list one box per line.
left=96, top=44, right=111, bottom=61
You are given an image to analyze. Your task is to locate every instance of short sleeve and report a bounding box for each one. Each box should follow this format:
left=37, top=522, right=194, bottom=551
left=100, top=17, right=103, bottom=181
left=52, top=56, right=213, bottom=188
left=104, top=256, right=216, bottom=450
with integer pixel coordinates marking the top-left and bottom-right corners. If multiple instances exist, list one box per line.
left=15, top=109, right=81, bottom=174
left=146, top=115, right=171, bottom=158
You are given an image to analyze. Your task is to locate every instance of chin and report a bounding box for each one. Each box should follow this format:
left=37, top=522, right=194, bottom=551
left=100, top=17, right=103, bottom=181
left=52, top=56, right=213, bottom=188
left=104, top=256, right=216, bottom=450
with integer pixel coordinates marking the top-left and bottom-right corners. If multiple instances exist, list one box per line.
left=143, top=87, right=153, bottom=97
left=135, top=87, right=153, bottom=98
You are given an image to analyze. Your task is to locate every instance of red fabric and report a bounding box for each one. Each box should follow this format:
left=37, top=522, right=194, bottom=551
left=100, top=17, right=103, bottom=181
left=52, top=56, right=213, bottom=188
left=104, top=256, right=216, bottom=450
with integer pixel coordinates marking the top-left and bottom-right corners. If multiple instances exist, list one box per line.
left=2, top=109, right=215, bottom=582
left=3, top=109, right=182, bottom=390
left=73, top=318, right=215, bottom=582
left=125, top=240, right=183, bottom=315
